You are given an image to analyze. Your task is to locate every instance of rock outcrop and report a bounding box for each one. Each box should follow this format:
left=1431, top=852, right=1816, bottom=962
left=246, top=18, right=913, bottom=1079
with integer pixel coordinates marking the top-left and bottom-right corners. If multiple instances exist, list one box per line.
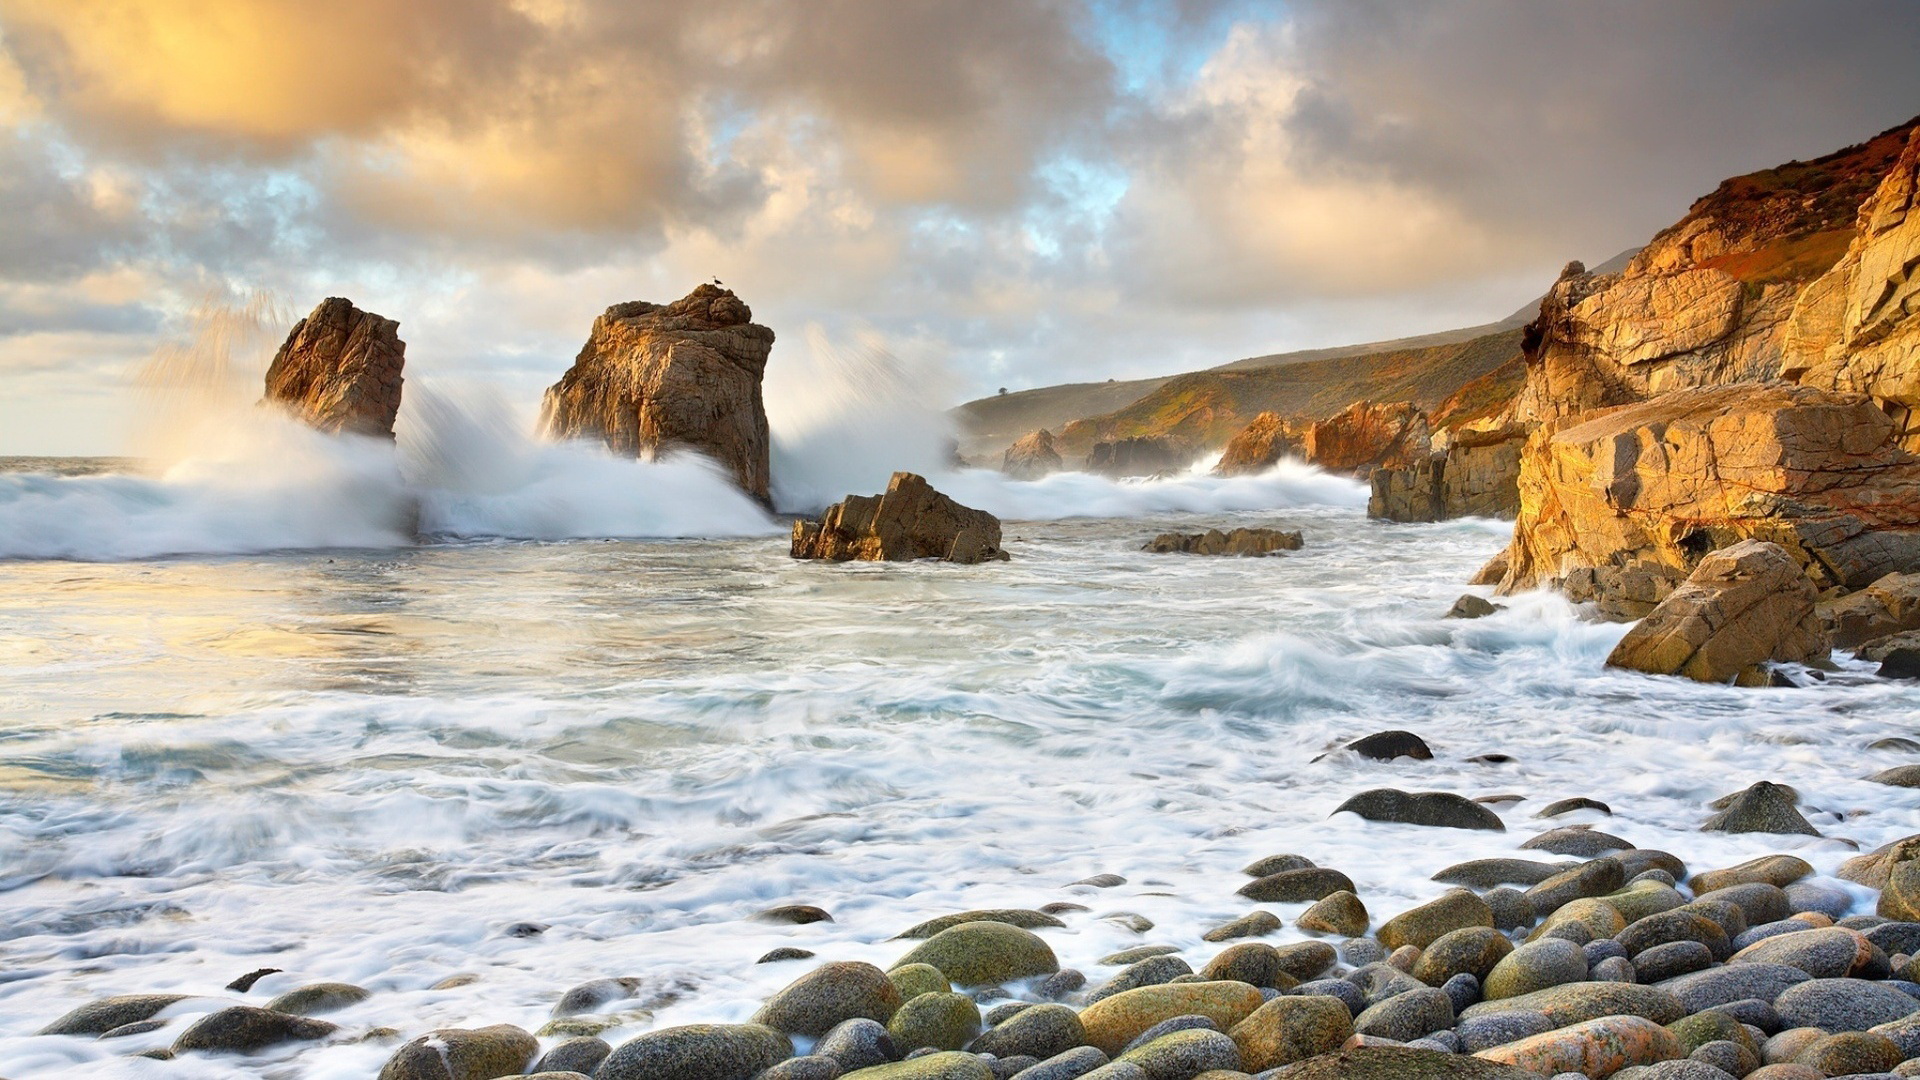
left=1369, top=420, right=1526, bottom=523
left=1605, top=540, right=1830, bottom=684
left=791, top=472, right=1008, bottom=564
left=1086, top=435, right=1191, bottom=477
left=262, top=298, right=406, bottom=438
left=1142, top=528, right=1303, bottom=556
left=1821, top=571, right=1920, bottom=648
left=1302, top=401, right=1431, bottom=478
left=541, top=284, right=775, bottom=502
left=1488, top=382, right=1920, bottom=617
left=1215, top=412, right=1302, bottom=476
left=1002, top=429, right=1064, bottom=480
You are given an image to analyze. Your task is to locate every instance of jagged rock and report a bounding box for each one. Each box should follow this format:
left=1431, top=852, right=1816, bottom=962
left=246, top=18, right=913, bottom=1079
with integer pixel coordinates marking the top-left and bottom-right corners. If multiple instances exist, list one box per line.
left=263, top=297, right=405, bottom=438
left=1605, top=540, right=1829, bottom=684
left=1860, top=629, right=1920, bottom=677
left=1820, top=571, right=1920, bottom=647
left=1369, top=422, right=1526, bottom=523
left=1303, top=401, right=1432, bottom=478
left=1141, top=528, right=1302, bottom=556
left=540, top=284, right=775, bottom=502
left=1701, top=781, right=1819, bottom=836
left=1446, top=595, right=1502, bottom=620
left=1086, top=435, right=1191, bottom=477
left=1002, top=430, right=1064, bottom=480
left=792, top=473, right=1008, bottom=564
left=1489, top=383, right=1920, bottom=617
left=1216, top=412, right=1303, bottom=476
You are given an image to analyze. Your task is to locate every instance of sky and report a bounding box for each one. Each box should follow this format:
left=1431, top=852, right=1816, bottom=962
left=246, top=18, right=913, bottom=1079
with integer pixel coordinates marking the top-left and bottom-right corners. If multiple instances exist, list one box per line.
left=3, top=1, right=1920, bottom=454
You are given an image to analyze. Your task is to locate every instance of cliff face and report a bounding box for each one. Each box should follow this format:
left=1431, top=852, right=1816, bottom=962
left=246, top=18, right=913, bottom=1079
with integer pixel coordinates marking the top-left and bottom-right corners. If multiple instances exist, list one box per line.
left=262, top=298, right=406, bottom=439
left=1213, top=411, right=1300, bottom=476
left=1302, top=400, right=1431, bottom=477
left=541, top=284, right=775, bottom=502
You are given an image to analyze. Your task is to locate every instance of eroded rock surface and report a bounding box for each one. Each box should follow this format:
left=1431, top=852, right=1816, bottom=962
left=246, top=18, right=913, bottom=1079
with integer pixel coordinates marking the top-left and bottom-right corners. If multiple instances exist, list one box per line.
left=1605, top=540, right=1828, bottom=684
left=1303, top=400, right=1431, bottom=478
left=1215, top=411, right=1302, bottom=476
left=1002, top=429, right=1064, bottom=480
left=792, top=472, right=1008, bottom=564
left=263, top=297, right=405, bottom=438
left=1086, top=435, right=1191, bottom=477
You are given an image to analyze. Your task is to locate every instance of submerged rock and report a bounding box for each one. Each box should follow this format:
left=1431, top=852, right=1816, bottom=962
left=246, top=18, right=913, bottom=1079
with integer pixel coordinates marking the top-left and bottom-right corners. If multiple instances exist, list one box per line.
left=1141, top=527, right=1303, bottom=556
left=540, top=284, right=775, bottom=502
left=376, top=1024, right=539, bottom=1079
left=171, top=1005, right=337, bottom=1055
left=793, top=472, right=1009, bottom=564
left=1333, top=789, right=1506, bottom=831
left=1606, top=540, right=1829, bottom=684
left=754, top=961, right=904, bottom=1036
left=891, top=922, right=1059, bottom=986
left=1700, top=782, right=1819, bottom=836
left=263, top=297, right=406, bottom=439
left=40, top=994, right=190, bottom=1036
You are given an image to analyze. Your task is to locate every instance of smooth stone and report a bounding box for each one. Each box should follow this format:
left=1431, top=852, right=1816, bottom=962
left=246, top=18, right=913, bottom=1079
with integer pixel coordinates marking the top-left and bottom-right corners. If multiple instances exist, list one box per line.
left=1202, top=944, right=1294, bottom=990
left=1104, top=947, right=1182, bottom=966
left=1089, top=957, right=1195, bottom=1004
left=889, top=993, right=980, bottom=1054
left=1270, top=942, right=1338, bottom=983
left=1472, top=1015, right=1684, bottom=1077
left=757, top=905, right=835, bottom=925
left=1287, top=979, right=1365, bottom=1016
left=39, top=994, right=191, bottom=1036
left=1243, top=855, right=1315, bottom=878
left=552, top=977, right=641, bottom=1017
left=1733, top=919, right=1818, bottom=951
left=1227, top=996, right=1351, bottom=1072
left=1345, top=963, right=1425, bottom=1007
left=971, top=1004, right=1083, bottom=1062
left=1443, top=973, right=1480, bottom=1014
left=1635, top=941, right=1715, bottom=983
left=1870, top=921, right=1920, bottom=957
left=1791, top=1031, right=1904, bottom=1075
left=1116, top=1028, right=1241, bottom=1078
left=1617, top=910, right=1733, bottom=961
left=1202, top=912, right=1282, bottom=943
left=1528, top=898, right=1625, bottom=944
left=1585, top=940, right=1629, bottom=966
left=1378, top=890, right=1494, bottom=951
left=1870, top=1014, right=1920, bottom=1058
left=1537, top=798, right=1613, bottom=818
left=1520, top=828, right=1634, bottom=858
left=172, top=1006, right=338, bottom=1054
left=1679, top=899, right=1751, bottom=941
left=1333, top=789, right=1505, bottom=831
left=377, top=1024, right=542, bottom=1080
left=1701, top=783, right=1818, bottom=836
left=1432, top=859, right=1570, bottom=889
left=762, top=1057, right=847, bottom=1080
left=1483, top=888, right=1535, bottom=933
left=1700, top=998, right=1781, bottom=1036
left=1340, top=730, right=1434, bottom=761
left=1036, top=970, right=1086, bottom=1000
left=1883, top=860, right=1920, bottom=921
left=893, top=923, right=1060, bottom=987
left=1657, top=964, right=1809, bottom=1014
left=1525, top=858, right=1627, bottom=918
left=595, top=1024, right=793, bottom=1080
left=763, top=949, right=819, bottom=964
left=1483, top=939, right=1587, bottom=1000
left=1340, top=939, right=1387, bottom=967
left=98, top=1019, right=169, bottom=1039
left=1690, top=856, right=1815, bottom=894
left=1240, top=868, right=1356, bottom=904
left=1783, top=881, right=1851, bottom=919
left=1463, top=981, right=1687, bottom=1025
left=1591, top=956, right=1635, bottom=982
left=1872, top=765, right=1920, bottom=787
left=1121, top=1015, right=1220, bottom=1055
left=1696, top=883, right=1791, bottom=927
left=262, top=982, right=370, bottom=1017
left=1007, top=1046, right=1109, bottom=1080
left=1458, top=1010, right=1557, bottom=1052
left=1730, top=926, right=1873, bottom=978
left=757, top=962, right=905, bottom=1036
left=840, top=1052, right=994, bottom=1080
left=1411, top=927, right=1512, bottom=987
left=1074, top=875, right=1128, bottom=888
left=892, top=965, right=954, bottom=1002
left=1690, top=1039, right=1757, bottom=1079
left=1352, top=987, right=1454, bottom=1042
left=1666, top=1011, right=1754, bottom=1057
left=1601, top=882, right=1688, bottom=925
left=1078, top=983, right=1265, bottom=1057
left=533, top=1037, right=612, bottom=1075
left=1774, top=977, right=1920, bottom=1032
left=895, top=912, right=1067, bottom=939
left=1259, top=1046, right=1538, bottom=1078
left=818, top=1018, right=899, bottom=1072
left=1296, top=892, right=1368, bottom=937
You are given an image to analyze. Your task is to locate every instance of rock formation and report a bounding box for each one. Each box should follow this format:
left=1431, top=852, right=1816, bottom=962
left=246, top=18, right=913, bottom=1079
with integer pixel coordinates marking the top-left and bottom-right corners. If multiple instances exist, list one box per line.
left=791, top=472, right=1008, bottom=564
left=1002, top=429, right=1064, bottom=480
left=1086, top=435, right=1191, bottom=477
left=1369, top=420, right=1527, bottom=523
left=1822, top=571, right=1920, bottom=649
left=1142, top=528, right=1303, bottom=556
left=1302, top=401, right=1431, bottom=478
left=541, top=284, right=775, bottom=503
left=1605, top=540, right=1829, bottom=684
left=262, top=298, right=405, bottom=438
left=1214, top=412, right=1301, bottom=476
left=1488, top=382, right=1920, bottom=618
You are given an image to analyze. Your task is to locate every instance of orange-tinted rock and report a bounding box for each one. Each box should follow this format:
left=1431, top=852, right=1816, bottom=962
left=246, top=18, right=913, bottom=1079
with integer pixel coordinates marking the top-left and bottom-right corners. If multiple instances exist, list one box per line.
left=263, top=297, right=405, bottom=439
left=792, top=473, right=1008, bottom=565
left=541, top=284, right=774, bottom=502
left=1303, top=401, right=1431, bottom=477
left=1605, top=540, right=1829, bottom=683
left=1474, top=1015, right=1683, bottom=1076
left=1216, top=412, right=1302, bottom=476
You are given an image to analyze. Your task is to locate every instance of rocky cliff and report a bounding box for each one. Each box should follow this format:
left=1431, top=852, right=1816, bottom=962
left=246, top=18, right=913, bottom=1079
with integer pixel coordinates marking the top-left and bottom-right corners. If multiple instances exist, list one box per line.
left=1002, top=429, right=1064, bottom=480
left=262, top=298, right=406, bottom=439
left=541, top=285, right=775, bottom=503
left=1213, top=412, right=1300, bottom=476
left=1301, top=400, right=1431, bottom=478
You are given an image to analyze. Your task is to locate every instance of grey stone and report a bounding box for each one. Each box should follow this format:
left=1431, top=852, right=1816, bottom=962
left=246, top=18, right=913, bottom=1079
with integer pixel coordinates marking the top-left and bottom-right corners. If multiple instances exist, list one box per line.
left=596, top=1024, right=793, bottom=1080
left=762, top=1056, right=847, bottom=1080
left=1442, top=973, right=1480, bottom=1014
left=1656, top=964, right=1808, bottom=1013
left=172, top=1006, right=338, bottom=1055
left=39, top=994, right=190, bottom=1037
left=263, top=982, right=370, bottom=1017
left=1784, top=881, right=1852, bottom=919
left=1288, top=979, right=1364, bottom=1016
left=1430, top=859, right=1570, bottom=888
left=1695, top=883, right=1790, bottom=926
left=533, top=1037, right=611, bottom=1075
left=1087, top=957, right=1193, bottom=1004
left=1007, top=1046, right=1109, bottom=1080
left=1519, top=828, right=1634, bottom=857
left=1115, top=1028, right=1241, bottom=1078
left=1351, top=986, right=1453, bottom=1041
left=757, top=962, right=904, bottom=1036
left=818, top=1018, right=898, bottom=1072
left=377, top=1024, right=541, bottom=1080
left=1633, top=941, right=1714, bottom=983
left=1774, top=977, right=1920, bottom=1032
left=1701, top=782, right=1818, bottom=835
left=1456, top=1010, right=1555, bottom=1053
left=969, top=1005, right=1084, bottom=1061
left=1331, top=789, right=1505, bottom=831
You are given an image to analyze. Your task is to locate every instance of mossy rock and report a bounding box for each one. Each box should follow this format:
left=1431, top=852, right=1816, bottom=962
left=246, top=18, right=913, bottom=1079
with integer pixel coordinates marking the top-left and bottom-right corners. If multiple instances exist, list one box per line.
left=1078, top=980, right=1266, bottom=1056
left=891, top=922, right=1058, bottom=986
left=886, top=992, right=979, bottom=1052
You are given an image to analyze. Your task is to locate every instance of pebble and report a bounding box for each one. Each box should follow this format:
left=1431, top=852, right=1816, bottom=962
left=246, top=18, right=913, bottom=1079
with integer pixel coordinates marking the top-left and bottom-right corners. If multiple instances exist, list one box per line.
left=1377, top=890, right=1494, bottom=950
left=1457, top=1010, right=1556, bottom=1053
left=172, top=1006, right=338, bottom=1055
left=1242, top=854, right=1315, bottom=877
left=1087, top=957, right=1193, bottom=1004
left=1077, top=982, right=1265, bottom=1056
left=1657, top=963, right=1809, bottom=1013
left=1483, top=939, right=1588, bottom=1000
left=761, top=949, right=818, bottom=964
left=1441, top=973, right=1480, bottom=1014
left=1237, top=868, right=1355, bottom=903
left=755, top=962, right=904, bottom=1036
left=1701, top=782, right=1817, bottom=836
left=1115, top=1028, right=1241, bottom=1077
left=1783, top=880, right=1852, bottom=918
left=378, top=1024, right=544, bottom=1080
left=895, top=911, right=1067, bottom=939
left=1339, top=939, right=1386, bottom=967
left=889, top=993, right=982, bottom=1053
left=1729, top=926, right=1870, bottom=978
left=533, top=1037, right=612, bottom=1075
left=39, top=994, right=190, bottom=1036
left=1201, top=912, right=1280, bottom=943
left=1007, top=1046, right=1108, bottom=1080
left=1295, top=891, right=1368, bottom=937
left=1286, top=979, right=1364, bottom=1016
left=818, top=1018, right=899, bottom=1072
left=1331, top=788, right=1505, bottom=831
left=1431, top=858, right=1570, bottom=888
left=1774, top=977, right=1920, bottom=1031
left=970, top=1004, right=1085, bottom=1061
left=1474, top=1015, right=1683, bottom=1077
left=893, top=923, right=1061, bottom=986
left=1351, top=986, right=1453, bottom=1042
left=1520, top=827, right=1634, bottom=858
left=1635, top=940, right=1715, bottom=983
left=1483, top=887, right=1535, bottom=932
left=756, top=905, right=834, bottom=924
left=1200, top=943, right=1289, bottom=989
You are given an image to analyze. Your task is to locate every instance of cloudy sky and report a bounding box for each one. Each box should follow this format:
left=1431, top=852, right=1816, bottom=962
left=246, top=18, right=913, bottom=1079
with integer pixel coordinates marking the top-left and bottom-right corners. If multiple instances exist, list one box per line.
left=3, top=0, right=1919, bottom=454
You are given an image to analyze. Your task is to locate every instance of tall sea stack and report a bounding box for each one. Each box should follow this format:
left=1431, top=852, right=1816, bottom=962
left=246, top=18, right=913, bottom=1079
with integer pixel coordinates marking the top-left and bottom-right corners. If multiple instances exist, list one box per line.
left=262, top=297, right=406, bottom=439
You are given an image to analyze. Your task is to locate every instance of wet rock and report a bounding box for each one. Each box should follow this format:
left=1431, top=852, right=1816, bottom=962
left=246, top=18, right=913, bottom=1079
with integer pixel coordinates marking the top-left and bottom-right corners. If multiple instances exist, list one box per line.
left=1007, top=1046, right=1108, bottom=1080
left=225, top=969, right=281, bottom=993
left=756, top=962, right=905, bottom=1036
left=1602, top=881, right=1688, bottom=925
left=1332, top=789, right=1505, bottom=831
left=818, top=1018, right=899, bottom=1072
left=1617, top=850, right=1690, bottom=881
left=1730, top=926, right=1876, bottom=977
left=1262, top=1045, right=1539, bottom=1078
left=1666, top=1011, right=1754, bottom=1057
left=264, top=296, right=407, bottom=439
left=1340, top=939, right=1387, bottom=967
left=1297, top=892, right=1368, bottom=937
left=1474, top=1015, right=1684, bottom=1077
left=1783, top=880, right=1850, bottom=919
left=1229, top=995, right=1353, bottom=1072
left=1289, top=977, right=1365, bottom=1015
left=1116, top=1028, right=1241, bottom=1078
left=889, top=993, right=981, bottom=1053
left=1089, top=957, right=1195, bottom=1004
left=794, top=473, right=1010, bottom=564
left=1657, top=964, right=1810, bottom=1014
left=1243, top=854, right=1316, bottom=877
left=553, top=977, right=642, bottom=1017
left=1636, top=941, right=1715, bottom=983
left=1618, top=910, right=1733, bottom=961
left=1882, top=860, right=1920, bottom=920
left=1520, top=827, right=1635, bottom=858
left=596, top=1023, right=794, bottom=1080
left=1215, top=412, right=1303, bottom=477
left=1411, top=928, right=1513, bottom=987
left=1201, top=944, right=1291, bottom=990
left=1537, top=798, right=1612, bottom=818
left=1690, top=856, right=1814, bottom=893
left=1077, top=982, right=1266, bottom=1056
left=533, top=1037, right=611, bottom=1075
left=1483, top=939, right=1589, bottom=1000
left=1463, top=981, right=1687, bottom=1026
left=1698, top=883, right=1791, bottom=927
left=891, top=964, right=954, bottom=1002
left=1605, top=540, right=1829, bottom=683
left=1774, top=977, right=1920, bottom=1031
left=1003, top=430, right=1065, bottom=481
left=761, top=948, right=818, bottom=964
left=376, top=1024, right=541, bottom=1080
left=1238, top=868, right=1355, bottom=903
left=1103, top=947, right=1180, bottom=965
left=1270, top=942, right=1338, bottom=983
left=1525, top=858, right=1627, bottom=917
left=1342, top=731, right=1434, bottom=761
left=1035, top=970, right=1085, bottom=1000
left=1867, top=920, right=1920, bottom=956
left=260, top=982, right=370, bottom=1018
left=1591, top=956, right=1635, bottom=983
left=1119, top=1015, right=1219, bottom=1055
left=758, top=905, right=835, bottom=925
left=839, top=1051, right=994, bottom=1079
left=760, top=1055, right=846, bottom=1080
left=98, top=1019, right=169, bottom=1039
left=898, top=911, right=1068, bottom=940
left=1432, top=859, right=1571, bottom=889
left=1374, top=894, right=1492, bottom=957
left=40, top=994, right=191, bottom=1036
left=1701, top=782, right=1818, bottom=836
left=1073, top=874, right=1127, bottom=889
left=893, top=923, right=1059, bottom=986
left=1678, top=899, right=1751, bottom=941
left=1531, top=897, right=1626, bottom=943
left=1791, top=1030, right=1904, bottom=1074
left=1442, top=973, right=1481, bottom=1013
left=969, top=1004, right=1083, bottom=1061
left=1201, top=912, right=1281, bottom=943
left=1142, top=527, right=1303, bottom=557
left=1087, top=434, right=1194, bottom=478
left=171, top=1006, right=338, bottom=1055
left=1352, top=986, right=1453, bottom=1042
left=1458, top=1011, right=1556, bottom=1053
left=1446, top=595, right=1502, bottom=620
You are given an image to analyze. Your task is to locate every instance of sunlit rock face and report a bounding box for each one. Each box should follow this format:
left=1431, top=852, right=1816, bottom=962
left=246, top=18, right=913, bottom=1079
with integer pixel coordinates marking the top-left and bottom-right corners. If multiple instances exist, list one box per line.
left=1605, top=539, right=1829, bottom=684
left=262, top=298, right=406, bottom=439
left=541, top=284, right=775, bottom=503
left=1302, top=400, right=1430, bottom=478
left=1214, top=411, right=1302, bottom=477
left=1488, top=382, right=1920, bottom=619
left=791, top=472, right=1008, bottom=564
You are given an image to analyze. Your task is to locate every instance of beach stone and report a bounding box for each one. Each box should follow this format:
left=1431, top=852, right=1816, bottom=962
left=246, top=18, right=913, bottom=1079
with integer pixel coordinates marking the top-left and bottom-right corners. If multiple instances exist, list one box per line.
left=262, top=982, right=370, bottom=1017
left=1526, top=858, right=1627, bottom=917
left=1352, top=987, right=1454, bottom=1042
left=1591, top=956, right=1636, bottom=982
left=1090, top=957, right=1195, bottom=1004
left=1346, top=963, right=1427, bottom=1006
left=1602, top=881, right=1689, bottom=925
left=1733, top=919, right=1818, bottom=951
left=1296, top=892, right=1368, bottom=936
left=1884, top=861, right=1920, bottom=921
left=756, top=962, right=905, bottom=1036
left=1690, top=857, right=1815, bottom=894
left=1617, top=850, right=1691, bottom=880
left=1626, top=1064, right=1736, bottom=1080
left=894, top=923, right=1059, bottom=987
left=1476, top=889, right=1531, bottom=933
left=758, top=1056, right=845, bottom=1080
left=1702, top=783, right=1818, bottom=836
left=1667, top=1011, right=1755, bottom=1056
left=1658, top=964, right=1810, bottom=1014
left=1843, top=836, right=1920, bottom=890
left=1483, top=939, right=1587, bottom=1000
left=1746, top=1065, right=1822, bottom=1080
left=1464, top=981, right=1686, bottom=1026
left=596, top=1024, right=793, bottom=1080
left=1202, top=912, right=1281, bottom=943
left=758, top=905, right=834, bottom=925
left=1585, top=939, right=1629, bottom=966
left=892, top=965, right=954, bottom=1002
left=1037, top=971, right=1087, bottom=1000
left=1103, top=913, right=1154, bottom=934
left=1793, top=1031, right=1904, bottom=1075
left=1078, top=983, right=1266, bottom=1057
left=1774, top=978, right=1920, bottom=1032
left=984, top=1003, right=1034, bottom=1027
left=889, top=993, right=980, bottom=1053
left=840, top=1052, right=994, bottom=1080
left=532, top=1037, right=611, bottom=1075
left=1618, top=910, right=1733, bottom=960
left=970, top=1005, right=1083, bottom=1062
left=1070, top=1065, right=1145, bottom=1080
left=1074, top=875, right=1127, bottom=889
left=1262, top=1045, right=1539, bottom=1078
left=896, top=912, right=1067, bottom=939
left=1764, top=1028, right=1826, bottom=1065
left=1783, top=881, right=1851, bottom=919
left=1458, top=1010, right=1556, bottom=1052
left=1243, top=855, right=1315, bottom=877
left=1698, top=884, right=1791, bottom=927
left=762, top=949, right=818, bottom=964
left=1104, top=947, right=1180, bottom=966
left=1729, top=926, right=1871, bottom=977
left=1289, top=979, right=1365, bottom=1016
left=1121, top=1016, right=1219, bottom=1054
left=1007, top=1046, right=1108, bottom=1080
left=1701, top=998, right=1781, bottom=1036
left=1340, top=939, right=1387, bottom=967
left=1240, top=868, right=1356, bottom=903
left=98, top=1019, right=169, bottom=1039
left=1680, top=899, right=1751, bottom=941
left=1636, top=941, right=1715, bottom=983
left=1874, top=765, right=1920, bottom=787
left=1432, top=859, right=1570, bottom=888
left=1633, top=869, right=1679, bottom=888
left=1116, top=1028, right=1241, bottom=1078
left=1474, top=1015, right=1684, bottom=1076
left=172, top=1006, right=338, bottom=1055
left=1202, top=944, right=1291, bottom=989
left=1388, top=945, right=1421, bottom=972
left=1521, top=828, right=1635, bottom=858
left=1378, top=890, right=1494, bottom=950
left=39, top=994, right=191, bottom=1036
left=818, top=1018, right=898, bottom=1072
left=1227, top=995, right=1352, bottom=1071
left=1413, top=928, right=1513, bottom=986
left=1538, top=798, right=1613, bottom=818
left=1341, top=730, right=1434, bottom=761
left=1530, top=897, right=1626, bottom=943
left=552, top=978, right=641, bottom=1017
left=376, top=1024, right=541, bottom=1080
left=1333, top=789, right=1505, bottom=831
left=1270, top=943, right=1338, bottom=983
left=1689, top=1039, right=1757, bottom=1078
left=1443, top=973, right=1481, bottom=1013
